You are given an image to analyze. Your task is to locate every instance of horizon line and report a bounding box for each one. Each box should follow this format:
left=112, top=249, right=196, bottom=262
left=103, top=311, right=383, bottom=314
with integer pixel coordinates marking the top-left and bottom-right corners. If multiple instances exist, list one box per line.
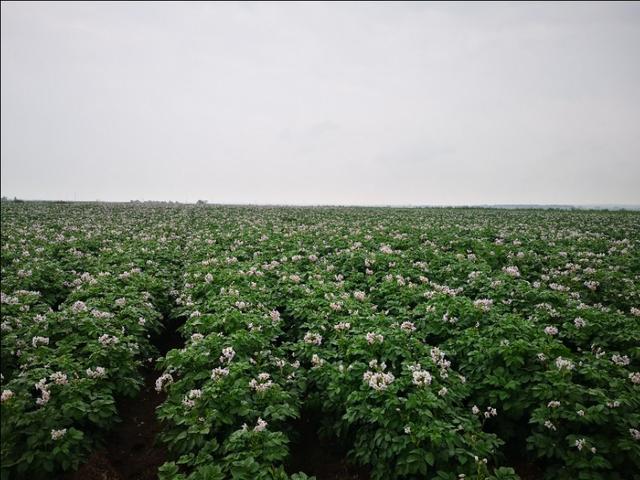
left=2, top=198, right=639, bottom=211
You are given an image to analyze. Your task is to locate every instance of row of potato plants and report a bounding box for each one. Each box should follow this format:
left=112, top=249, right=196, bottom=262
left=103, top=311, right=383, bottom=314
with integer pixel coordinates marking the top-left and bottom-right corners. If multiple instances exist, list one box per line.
left=155, top=218, right=311, bottom=480
left=0, top=203, right=187, bottom=478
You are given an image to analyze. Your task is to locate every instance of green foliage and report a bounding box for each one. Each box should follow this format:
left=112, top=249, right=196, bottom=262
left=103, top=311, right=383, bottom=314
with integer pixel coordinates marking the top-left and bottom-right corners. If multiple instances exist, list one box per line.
left=2, top=202, right=639, bottom=479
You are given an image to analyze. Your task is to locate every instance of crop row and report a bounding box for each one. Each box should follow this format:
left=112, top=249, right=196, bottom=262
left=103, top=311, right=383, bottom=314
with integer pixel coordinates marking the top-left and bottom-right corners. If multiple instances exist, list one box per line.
left=1, top=204, right=185, bottom=477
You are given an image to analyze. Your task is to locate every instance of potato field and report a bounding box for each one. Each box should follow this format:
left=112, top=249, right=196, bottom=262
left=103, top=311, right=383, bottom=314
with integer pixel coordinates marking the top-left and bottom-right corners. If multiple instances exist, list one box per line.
left=1, top=202, right=639, bottom=480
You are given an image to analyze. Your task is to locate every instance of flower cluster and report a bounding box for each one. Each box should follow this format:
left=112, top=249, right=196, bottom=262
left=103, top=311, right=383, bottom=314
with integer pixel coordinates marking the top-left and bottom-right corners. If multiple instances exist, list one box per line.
left=303, top=332, right=323, bottom=345
left=219, top=346, right=236, bottom=364
left=50, top=429, right=67, bottom=441
left=363, top=360, right=395, bottom=391
left=406, top=363, right=432, bottom=387
left=242, top=417, right=268, bottom=433
left=502, top=266, right=521, bottom=277
left=86, top=367, right=107, bottom=379
left=249, top=373, right=274, bottom=393
left=211, top=367, right=230, bottom=382
left=555, top=356, right=575, bottom=371
left=334, top=322, right=351, bottom=331
left=182, top=389, right=202, bottom=408
left=155, top=373, right=174, bottom=392
left=98, top=334, right=119, bottom=347
left=31, top=336, right=49, bottom=348
left=365, top=332, right=384, bottom=344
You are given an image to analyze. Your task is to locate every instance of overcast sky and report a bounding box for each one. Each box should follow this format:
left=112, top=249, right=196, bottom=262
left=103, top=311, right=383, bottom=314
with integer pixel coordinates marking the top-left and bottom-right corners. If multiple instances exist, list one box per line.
left=2, top=2, right=639, bottom=205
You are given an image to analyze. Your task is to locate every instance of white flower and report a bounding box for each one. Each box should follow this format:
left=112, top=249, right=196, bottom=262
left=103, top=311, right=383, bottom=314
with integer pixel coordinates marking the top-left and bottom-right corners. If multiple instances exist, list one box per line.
left=304, top=332, right=323, bottom=346
left=574, top=317, right=586, bottom=328
left=583, top=280, right=599, bottom=291
left=472, top=405, right=480, bottom=415
left=98, top=334, right=119, bottom=347
left=31, top=336, right=49, bottom=348
left=473, top=299, right=493, bottom=311
left=155, top=373, right=174, bottom=392
left=630, top=428, right=640, bottom=441
left=438, top=387, right=448, bottom=397
left=1, top=390, right=14, bottom=403
left=555, top=356, right=575, bottom=371
left=34, top=378, right=50, bottom=405
left=50, top=372, right=68, bottom=385
left=363, top=371, right=395, bottom=391
left=311, top=354, right=324, bottom=368
left=253, top=417, right=268, bottom=432
left=353, top=291, right=366, bottom=301
left=334, top=322, right=351, bottom=331
left=412, top=369, right=432, bottom=387
left=502, top=266, right=521, bottom=277
left=191, top=333, right=204, bottom=343
left=544, top=420, right=556, bottom=431
left=400, top=321, right=416, bottom=332
left=612, top=354, right=630, bottom=366
left=86, top=367, right=106, bottom=379
left=365, top=332, right=384, bottom=345
left=182, top=389, right=202, bottom=408
left=629, top=372, right=640, bottom=384
left=484, top=407, right=497, bottom=418
left=577, top=409, right=585, bottom=417
left=204, top=273, right=213, bottom=283
left=270, top=310, right=281, bottom=323
left=51, top=429, right=67, bottom=440
left=71, top=301, right=87, bottom=313
left=211, top=367, right=229, bottom=381
left=380, top=245, right=393, bottom=254
left=547, top=401, right=561, bottom=408
left=115, top=297, right=126, bottom=307
left=249, top=373, right=274, bottom=392
left=220, top=346, right=236, bottom=364
left=404, top=426, right=411, bottom=434
left=92, top=309, right=114, bottom=319
left=544, top=326, right=558, bottom=336
left=574, top=438, right=586, bottom=451
left=36, top=388, right=50, bottom=406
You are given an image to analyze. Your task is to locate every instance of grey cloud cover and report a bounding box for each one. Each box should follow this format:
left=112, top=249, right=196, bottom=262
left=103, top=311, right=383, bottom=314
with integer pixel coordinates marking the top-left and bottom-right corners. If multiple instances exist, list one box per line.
left=2, top=1, right=639, bottom=205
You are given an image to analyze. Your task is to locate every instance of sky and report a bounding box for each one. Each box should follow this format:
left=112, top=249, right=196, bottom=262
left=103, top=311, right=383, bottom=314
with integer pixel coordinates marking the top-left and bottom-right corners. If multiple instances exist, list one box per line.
left=1, top=2, right=639, bottom=206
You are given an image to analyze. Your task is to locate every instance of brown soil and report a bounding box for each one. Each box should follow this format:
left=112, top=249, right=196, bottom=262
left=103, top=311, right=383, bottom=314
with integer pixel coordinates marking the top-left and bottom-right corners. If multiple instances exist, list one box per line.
left=287, top=413, right=369, bottom=480
left=512, top=460, right=545, bottom=480
left=66, top=370, right=168, bottom=480
left=66, top=315, right=183, bottom=480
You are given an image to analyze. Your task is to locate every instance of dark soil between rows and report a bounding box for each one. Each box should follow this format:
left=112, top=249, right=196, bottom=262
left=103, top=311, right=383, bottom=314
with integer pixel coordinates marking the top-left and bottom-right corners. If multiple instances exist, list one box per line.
left=287, top=411, right=370, bottom=480
left=66, top=316, right=184, bottom=480
left=66, top=369, right=168, bottom=480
